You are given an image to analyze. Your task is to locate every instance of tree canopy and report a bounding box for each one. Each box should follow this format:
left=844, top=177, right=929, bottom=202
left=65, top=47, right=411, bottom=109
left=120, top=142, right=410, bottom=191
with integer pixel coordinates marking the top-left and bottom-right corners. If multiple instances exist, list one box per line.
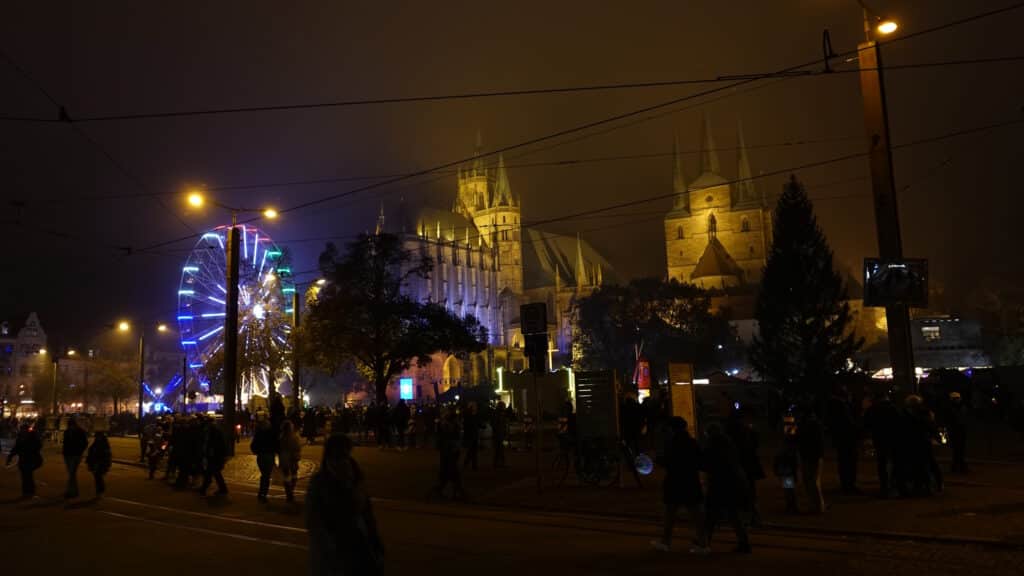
left=573, top=277, right=736, bottom=385
left=300, top=233, right=487, bottom=404
left=750, top=175, right=861, bottom=400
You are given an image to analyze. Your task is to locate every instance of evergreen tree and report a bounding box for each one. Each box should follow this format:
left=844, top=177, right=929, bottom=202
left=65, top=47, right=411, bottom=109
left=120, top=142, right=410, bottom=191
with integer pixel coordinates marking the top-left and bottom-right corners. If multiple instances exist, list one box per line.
left=750, top=175, right=861, bottom=400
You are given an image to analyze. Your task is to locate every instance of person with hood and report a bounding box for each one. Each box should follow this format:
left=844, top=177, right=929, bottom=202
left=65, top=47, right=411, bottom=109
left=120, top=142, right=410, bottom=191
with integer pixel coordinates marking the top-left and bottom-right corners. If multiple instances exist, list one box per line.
left=86, top=431, right=112, bottom=498
left=279, top=420, right=303, bottom=502
left=727, top=405, right=765, bottom=526
left=6, top=422, right=43, bottom=498
left=864, top=392, right=900, bottom=498
left=797, top=406, right=826, bottom=514
left=62, top=417, right=89, bottom=499
left=306, top=434, right=383, bottom=576
left=251, top=416, right=277, bottom=503
left=702, top=423, right=751, bottom=553
left=651, top=417, right=707, bottom=554
left=393, top=399, right=411, bottom=450
left=945, top=391, right=969, bottom=474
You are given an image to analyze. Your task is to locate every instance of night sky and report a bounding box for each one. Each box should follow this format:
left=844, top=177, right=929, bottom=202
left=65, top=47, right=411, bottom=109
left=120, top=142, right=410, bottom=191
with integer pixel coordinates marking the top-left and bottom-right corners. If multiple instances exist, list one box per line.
left=2, top=1, right=1022, bottom=350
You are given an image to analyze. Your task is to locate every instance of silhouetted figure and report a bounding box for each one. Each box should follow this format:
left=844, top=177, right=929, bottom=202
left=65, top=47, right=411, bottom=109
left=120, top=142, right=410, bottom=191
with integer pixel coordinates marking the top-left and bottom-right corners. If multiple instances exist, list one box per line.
left=6, top=422, right=42, bottom=497
left=774, top=411, right=800, bottom=513
left=306, top=434, right=383, bottom=576
left=434, top=408, right=463, bottom=499
left=492, top=400, right=508, bottom=468
left=798, top=408, right=825, bottom=514
left=198, top=416, right=228, bottom=496
left=251, top=417, right=277, bottom=503
left=279, top=420, right=302, bottom=502
left=462, top=402, right=480, bottom=470
left=865, top=393, right=900, bottom=498
left=86, top=431, right=112, bottom=498
left=827, top=387, right=861, bottom=493
left=727, top=406, right=765, bottom=525
left=62, top=417, right=88, bottom=499
left=393, top=400, right=411, bottom=450
left=651, top=417, right=707, bottom=554
left=703, top=423, right=751, bottom=554
left=945, top=392, right=969, bottom=474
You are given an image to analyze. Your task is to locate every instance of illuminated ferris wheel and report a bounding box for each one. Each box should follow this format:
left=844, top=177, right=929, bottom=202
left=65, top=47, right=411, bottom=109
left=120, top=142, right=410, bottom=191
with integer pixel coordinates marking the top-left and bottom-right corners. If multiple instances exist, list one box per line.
left=176, top=225, right=294, bottom=404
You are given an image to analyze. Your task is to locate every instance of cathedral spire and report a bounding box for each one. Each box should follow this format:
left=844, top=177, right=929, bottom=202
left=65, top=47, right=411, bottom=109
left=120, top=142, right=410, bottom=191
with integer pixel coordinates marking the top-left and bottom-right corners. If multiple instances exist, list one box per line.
left=375, top=202, right=385, bottom=235
left=736, top=117, right=756, bottom=205
left=472, top=129, right=486, bottom=175
left=672, top=133, right=689, bottom=212
left=699, top=111, right=720, bottom=175
left=494, top=153, right=513, bottom=206
left=575, top=233, right=587, bottom=291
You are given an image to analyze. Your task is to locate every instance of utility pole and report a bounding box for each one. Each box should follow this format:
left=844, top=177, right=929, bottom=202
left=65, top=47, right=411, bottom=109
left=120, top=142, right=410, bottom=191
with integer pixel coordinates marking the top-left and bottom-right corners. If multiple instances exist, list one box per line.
left=223, top=218, right=240, bottom=456
left=137, top=333, right=146, bottom=461
left=181, top=356, right=188, bottom=413
left=51, top=360, right=58, bottom=416
left=292, top=290, right=301, bottom=409
left=857, top=14, right=916, bottom=394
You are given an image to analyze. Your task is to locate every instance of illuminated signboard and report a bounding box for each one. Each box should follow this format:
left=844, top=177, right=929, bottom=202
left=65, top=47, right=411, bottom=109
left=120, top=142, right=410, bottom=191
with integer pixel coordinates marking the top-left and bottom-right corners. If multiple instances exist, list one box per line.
left=399, top=377, right=414, bottom=400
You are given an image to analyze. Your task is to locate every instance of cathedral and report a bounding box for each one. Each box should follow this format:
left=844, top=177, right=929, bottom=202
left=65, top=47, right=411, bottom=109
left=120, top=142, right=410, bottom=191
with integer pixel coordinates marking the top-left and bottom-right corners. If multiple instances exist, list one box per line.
left=380, top=135, right=615, bottom=396
left=664, top=114, right=771, bottom=289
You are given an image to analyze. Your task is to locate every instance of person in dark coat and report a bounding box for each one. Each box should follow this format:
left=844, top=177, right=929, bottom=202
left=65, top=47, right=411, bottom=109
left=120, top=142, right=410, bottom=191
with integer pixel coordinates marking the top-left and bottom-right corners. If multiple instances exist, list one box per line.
left=864, top=392, right=900, bottom=498
left=827, top=387, right=861, bottom=493
left=6, top=422, right=42, bottom=497
left=945, top=392, right=969, bottom=474
left=651, top=417, right=707, bottom=553
left=86, top=431, right=112, bottom=498
left=302, top=409, right=318, bottom=445
left=306, top=434, right=383, bottom=576
left=702, top=423, right=751, bottom=553
left=251, top=417, right=277, bottom=502
left=727, top=406, right=765, bottom=526
left=773, top=412, right=800, bottom=513
left=462, top=402, right=480, bottom=471
left=393, top=400, right=411, bottom=450
left=199, top=416, right=229, bottom=496
left=492, top=400, right=508, bottom=468
left=62, top=417, right=89, bottom=499
left=433, top=407, right=463, bottom=499
left=798, top=407, right=825, bottom=514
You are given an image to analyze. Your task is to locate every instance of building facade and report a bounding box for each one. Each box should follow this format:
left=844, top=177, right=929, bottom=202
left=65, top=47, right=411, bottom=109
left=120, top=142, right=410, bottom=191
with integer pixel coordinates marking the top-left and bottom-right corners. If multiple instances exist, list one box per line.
left=0, top=312, right=48, bottom=413
left=664, top=115, right=771, bottom=289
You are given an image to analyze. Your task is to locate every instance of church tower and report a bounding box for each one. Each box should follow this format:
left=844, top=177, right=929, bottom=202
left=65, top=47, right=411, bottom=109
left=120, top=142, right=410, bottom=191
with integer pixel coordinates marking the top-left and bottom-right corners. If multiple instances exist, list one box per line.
left=663, top=113, right=770, bottom=287
left=455, top=134, right=523, bottom=295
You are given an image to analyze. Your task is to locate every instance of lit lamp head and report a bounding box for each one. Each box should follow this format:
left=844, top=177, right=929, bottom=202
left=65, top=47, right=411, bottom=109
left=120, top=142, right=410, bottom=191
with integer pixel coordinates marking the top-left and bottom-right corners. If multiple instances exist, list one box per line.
left=157, top=323, right=169, bottom=333
left=262, top=207, right=279, bottom=220
left=876, top=19, right=898, bottom=35
left=117, top=321, right=131, bottom=332
left=37, top=348, right=47, bottom=356
left=187, top=191, right=205, bottom=208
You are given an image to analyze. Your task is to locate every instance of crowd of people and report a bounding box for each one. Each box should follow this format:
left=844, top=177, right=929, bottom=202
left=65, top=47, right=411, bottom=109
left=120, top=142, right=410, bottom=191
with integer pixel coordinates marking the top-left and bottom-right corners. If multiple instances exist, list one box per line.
left=4, top=415, right=112, bottom=501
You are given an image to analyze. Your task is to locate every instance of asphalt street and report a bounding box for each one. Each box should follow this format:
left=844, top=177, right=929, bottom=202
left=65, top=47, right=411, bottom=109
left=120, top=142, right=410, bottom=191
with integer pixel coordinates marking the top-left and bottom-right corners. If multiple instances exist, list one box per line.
left=2, top=452, right=1022, bottom=576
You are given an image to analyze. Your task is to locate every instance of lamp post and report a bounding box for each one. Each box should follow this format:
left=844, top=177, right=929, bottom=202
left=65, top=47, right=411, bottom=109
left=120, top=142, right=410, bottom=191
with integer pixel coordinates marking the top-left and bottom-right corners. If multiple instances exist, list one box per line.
left=186, top=191, right=278, bottom=456
left=117, top=321, right=169, bottom=460
left=854, top=4, right=916, bottom=394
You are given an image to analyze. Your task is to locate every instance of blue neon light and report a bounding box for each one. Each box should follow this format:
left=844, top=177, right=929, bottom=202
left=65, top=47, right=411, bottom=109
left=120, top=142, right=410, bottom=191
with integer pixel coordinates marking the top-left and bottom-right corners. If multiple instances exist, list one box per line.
left=177, top=315, right=194, bottom=320
left=178, top=290, right=195, bottom=296
left=182, top=266, right=199, bottom=273
left=197, top=326, right=224, bottom=341
left=189, top=363, right=203, bottom=368
left=208, top=296, right=226, bottom=305
left=282, top=287, right=296, bottom=293
left=181, top=340, right=198, bottom=346
left=201, top=312, right=226, bottom=318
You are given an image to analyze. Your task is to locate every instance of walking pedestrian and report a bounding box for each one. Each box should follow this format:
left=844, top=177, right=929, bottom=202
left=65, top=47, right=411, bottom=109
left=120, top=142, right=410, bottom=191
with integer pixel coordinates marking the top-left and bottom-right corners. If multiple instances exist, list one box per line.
left=797, top=406, right=825, bottom=514
left=86, top=431, right=112, bottom=498
left=727, top=405, right=765, bottom=526
left=198, top=416, right=228, bottom=496
left=306, top=434, right=383, bottom=576
left=279, top=420, right=302, bottom=503
left=773, top=411, right=800, bottom=513
left=492, top=400, right=507, bottom=468
left=827, top=387, right=861, bottom=494
left=651, top=417, right=707, bottom=554
left=703, top=423, right=751, bottom=554
left=62, top=416, right=88, bottom=499
left=393, top=399, right=411, bottom=450
left=433, top=407, right=464, bottom=499
left=302, top=409, right=318, bottom=445
left=6, top=422, right=42, bottom=498
left=865, top=392, right=900, bottom=498
left=945, top=392, right=969, bottom=474
left=251, top=416, right=277, bottom=502
left=462, top=401, right=480, bottom=470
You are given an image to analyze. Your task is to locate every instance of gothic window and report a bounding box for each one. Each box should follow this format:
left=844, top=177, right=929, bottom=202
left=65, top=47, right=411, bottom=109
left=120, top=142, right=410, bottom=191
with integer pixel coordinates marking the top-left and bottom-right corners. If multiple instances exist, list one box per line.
left=708, top=213, right=717, bottom=237
left=676, top=225, right=684, bottom=240
left=503, top=216, right=507, bottom=224
left=741, top=217, right=751, bottom=232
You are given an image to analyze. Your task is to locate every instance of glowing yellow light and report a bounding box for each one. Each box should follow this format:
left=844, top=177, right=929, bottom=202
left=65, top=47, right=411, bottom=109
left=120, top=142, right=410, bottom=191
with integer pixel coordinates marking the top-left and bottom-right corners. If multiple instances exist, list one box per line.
left=263, top=208, right=279, bottom=220
left=117, top=321, right=131, bottom=332
left=316, top=278, right=327, bottom=286
left=37, top=348, right=47, bottom=355
left=187, top=192, right=205, bottom=207
left=877, top=20, right=898, bottom=35
left=157, top=323, right=169, bottom=333
left=67, top=349, right=76, bottom=356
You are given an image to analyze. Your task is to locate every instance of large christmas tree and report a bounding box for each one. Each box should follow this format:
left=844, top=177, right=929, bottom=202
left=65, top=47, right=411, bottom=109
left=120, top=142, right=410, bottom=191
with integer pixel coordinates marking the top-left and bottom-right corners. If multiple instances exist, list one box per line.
left=751, top=175, right=861, bottom=400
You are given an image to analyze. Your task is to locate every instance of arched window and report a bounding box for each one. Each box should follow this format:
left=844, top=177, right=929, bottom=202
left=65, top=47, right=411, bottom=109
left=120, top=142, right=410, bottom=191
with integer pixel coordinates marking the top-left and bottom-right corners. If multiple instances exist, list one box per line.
left=708, top=213, right=717, bottom=237
left=741, top=217, right=751, bottom=232
left=676, top=226, right=684, bottom=240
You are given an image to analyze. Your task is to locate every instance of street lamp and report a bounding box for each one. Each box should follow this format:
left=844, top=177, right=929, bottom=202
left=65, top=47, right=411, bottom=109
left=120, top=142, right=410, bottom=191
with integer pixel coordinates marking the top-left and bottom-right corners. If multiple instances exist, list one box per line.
left=185, top=190, right=280, bottom=456
left=116, top=320, right=171, bottom=460
left=854, top=3, right=915, bottom=393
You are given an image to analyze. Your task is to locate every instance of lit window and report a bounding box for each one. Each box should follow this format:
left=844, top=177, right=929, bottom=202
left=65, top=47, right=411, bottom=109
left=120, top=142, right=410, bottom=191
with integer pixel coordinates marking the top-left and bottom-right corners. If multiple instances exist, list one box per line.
left=922, top=326, right=941, bottom=342
left=741, top=217, right=751, bottom=232
left=676, top=226, right=684, bottom=240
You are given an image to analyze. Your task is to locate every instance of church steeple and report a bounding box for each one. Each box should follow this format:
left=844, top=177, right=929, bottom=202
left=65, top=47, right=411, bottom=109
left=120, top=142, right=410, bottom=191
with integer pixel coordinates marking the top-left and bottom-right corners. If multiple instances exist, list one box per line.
left=735, top=118, right=758, bottom=206
left=375, top=202, right=385, bottom=235
left=472, top=128, right=486, bottom=175
left=494, top=153, right=514, bottom=206
left=575, top=233, right=587, bottom=292
left=699, top=112, right=720, bottom=175
left=672, top=133, right=689, bottom=212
